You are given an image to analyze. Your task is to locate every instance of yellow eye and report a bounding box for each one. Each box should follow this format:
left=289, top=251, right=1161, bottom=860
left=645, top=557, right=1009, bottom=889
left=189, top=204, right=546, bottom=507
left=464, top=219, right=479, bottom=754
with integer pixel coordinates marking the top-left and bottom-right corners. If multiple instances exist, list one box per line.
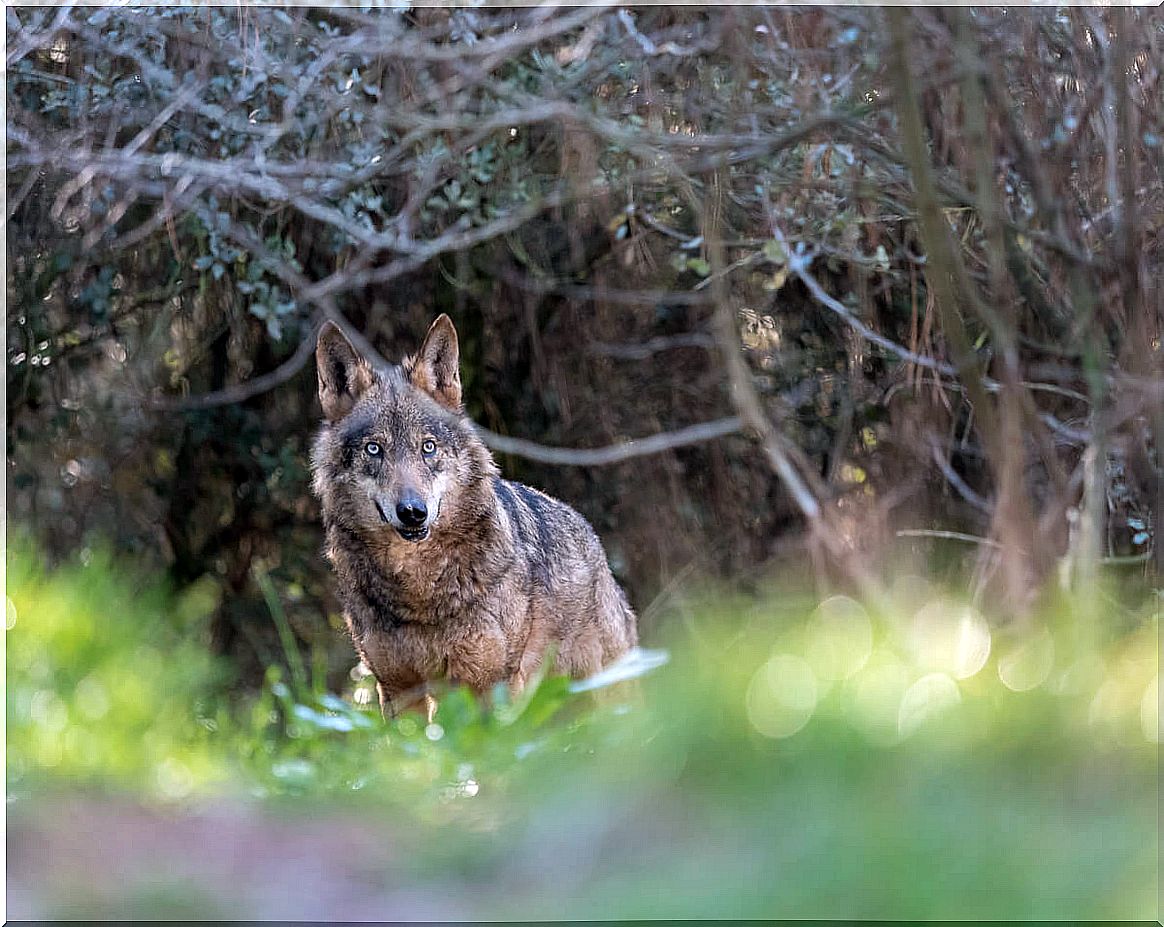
left=421, top=439, right=437, bottom=456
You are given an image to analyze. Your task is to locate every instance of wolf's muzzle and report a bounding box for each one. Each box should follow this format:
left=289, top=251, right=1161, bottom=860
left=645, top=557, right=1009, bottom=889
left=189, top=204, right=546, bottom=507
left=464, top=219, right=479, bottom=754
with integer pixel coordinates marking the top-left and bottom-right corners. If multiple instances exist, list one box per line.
left=373, top=493, right=430, bottom=542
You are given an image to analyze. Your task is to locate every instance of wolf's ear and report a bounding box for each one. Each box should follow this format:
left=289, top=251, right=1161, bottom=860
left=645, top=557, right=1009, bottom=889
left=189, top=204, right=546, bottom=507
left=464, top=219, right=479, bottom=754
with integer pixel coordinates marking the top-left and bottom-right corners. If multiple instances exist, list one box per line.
left=408, top=314, right=462, bottom=411
left=316, top=321, right=374, bottom=422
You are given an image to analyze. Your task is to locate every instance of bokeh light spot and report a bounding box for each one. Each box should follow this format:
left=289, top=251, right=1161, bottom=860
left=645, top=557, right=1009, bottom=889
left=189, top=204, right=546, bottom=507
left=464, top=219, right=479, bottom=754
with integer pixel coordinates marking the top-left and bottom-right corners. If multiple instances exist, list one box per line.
left=910, top=599, right=991, bottom=679
left=898, top=672, right=961, bottom=738
left=849, top=654, right=910, bottom=746
left=805, top=595, right=873, bottom=681
left=75, top=675, right=111, bottom=721
left=1089, top=678, right=1123, bottom=728
left=746, top=653, right=818, bottom=739
left=997, top=626, right=1055, bottom=692
left=397, top=717, right=418, bottom=737
left=155, top=757, right=194, bottom=800
left=30, top=689, right=68, bottom=732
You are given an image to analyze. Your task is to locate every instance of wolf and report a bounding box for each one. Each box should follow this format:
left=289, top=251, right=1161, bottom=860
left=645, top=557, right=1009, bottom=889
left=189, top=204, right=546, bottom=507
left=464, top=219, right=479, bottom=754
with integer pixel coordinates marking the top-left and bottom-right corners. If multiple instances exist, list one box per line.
left=311, top=314, right=638, bottom=716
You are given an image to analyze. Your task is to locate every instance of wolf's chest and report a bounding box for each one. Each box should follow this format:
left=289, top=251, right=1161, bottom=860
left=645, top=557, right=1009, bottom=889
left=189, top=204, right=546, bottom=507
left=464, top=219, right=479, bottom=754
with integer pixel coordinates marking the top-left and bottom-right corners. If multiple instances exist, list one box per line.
left=382, top=557, right=496, bottom=623
left=338, top=530, right=526, bottom=690
left=356, top=604, right=515, bottom=691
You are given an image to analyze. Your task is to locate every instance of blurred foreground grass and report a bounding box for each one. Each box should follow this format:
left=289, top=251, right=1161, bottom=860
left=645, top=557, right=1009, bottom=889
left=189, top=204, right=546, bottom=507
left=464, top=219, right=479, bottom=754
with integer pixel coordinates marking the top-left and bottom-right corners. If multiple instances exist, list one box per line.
left=6, top=538, right=1159, bottom=920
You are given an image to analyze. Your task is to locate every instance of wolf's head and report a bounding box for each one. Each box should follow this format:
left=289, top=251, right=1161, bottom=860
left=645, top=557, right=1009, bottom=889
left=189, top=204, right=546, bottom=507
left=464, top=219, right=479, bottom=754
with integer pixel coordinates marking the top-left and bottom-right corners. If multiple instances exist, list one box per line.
left=311, top=315, right=495, bottom=544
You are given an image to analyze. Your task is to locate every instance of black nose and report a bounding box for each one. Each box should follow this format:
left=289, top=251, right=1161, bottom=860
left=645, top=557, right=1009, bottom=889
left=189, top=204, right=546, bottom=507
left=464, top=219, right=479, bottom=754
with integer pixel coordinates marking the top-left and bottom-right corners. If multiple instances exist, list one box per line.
left=396, top=498, right=428, bottom=528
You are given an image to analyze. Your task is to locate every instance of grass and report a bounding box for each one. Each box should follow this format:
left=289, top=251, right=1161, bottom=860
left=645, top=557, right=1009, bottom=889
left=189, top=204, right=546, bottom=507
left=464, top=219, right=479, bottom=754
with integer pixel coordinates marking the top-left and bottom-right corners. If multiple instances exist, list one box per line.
left=5, top=537, right=1159, bottom=919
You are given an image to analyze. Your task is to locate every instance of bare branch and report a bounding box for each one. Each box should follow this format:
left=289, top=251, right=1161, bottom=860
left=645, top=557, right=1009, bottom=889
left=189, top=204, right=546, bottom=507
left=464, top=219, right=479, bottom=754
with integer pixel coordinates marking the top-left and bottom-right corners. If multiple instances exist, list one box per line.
left=474, top=417, right=743, bottom=468
left=700, top=174, right=828, bottom=525
left=780, top=231, right=959, bottom=377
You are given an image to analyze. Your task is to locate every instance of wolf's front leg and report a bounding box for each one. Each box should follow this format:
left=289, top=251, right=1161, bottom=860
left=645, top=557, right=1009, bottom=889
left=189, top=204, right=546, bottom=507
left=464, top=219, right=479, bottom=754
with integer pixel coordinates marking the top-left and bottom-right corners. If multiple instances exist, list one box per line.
left=376, top=680, right=436, bottom=721
left=354, top=623, right=432, bottom=719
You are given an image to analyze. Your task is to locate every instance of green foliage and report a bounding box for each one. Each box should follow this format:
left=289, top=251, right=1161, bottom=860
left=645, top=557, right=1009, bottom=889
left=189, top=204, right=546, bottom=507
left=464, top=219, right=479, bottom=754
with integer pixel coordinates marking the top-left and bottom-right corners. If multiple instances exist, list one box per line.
left=6, top=537, right=229, bottom=797
left=6, top=543, right=1158, bottom=918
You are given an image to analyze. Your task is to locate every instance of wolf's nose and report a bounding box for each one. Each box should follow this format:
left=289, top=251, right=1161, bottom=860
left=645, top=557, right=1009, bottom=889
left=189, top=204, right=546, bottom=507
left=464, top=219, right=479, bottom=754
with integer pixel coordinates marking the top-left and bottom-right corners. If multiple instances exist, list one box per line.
left=396, top=498, right=428, bottom=528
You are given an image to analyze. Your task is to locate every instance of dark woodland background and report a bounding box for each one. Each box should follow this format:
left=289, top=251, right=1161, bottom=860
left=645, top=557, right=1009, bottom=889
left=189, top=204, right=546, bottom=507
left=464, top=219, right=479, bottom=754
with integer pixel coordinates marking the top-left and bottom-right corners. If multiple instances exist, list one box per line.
left=7, top=6, right=1161, bottom=691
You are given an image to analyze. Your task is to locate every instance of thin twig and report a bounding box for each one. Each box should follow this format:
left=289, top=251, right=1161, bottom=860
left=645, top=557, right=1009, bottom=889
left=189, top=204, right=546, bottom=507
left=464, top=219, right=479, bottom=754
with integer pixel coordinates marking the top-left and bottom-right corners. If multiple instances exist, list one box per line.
left=896, top=529, right=1003, bottom=548
left=930, top=443, right=992, bottom=513
left=779, top=231, right=957, bottom=378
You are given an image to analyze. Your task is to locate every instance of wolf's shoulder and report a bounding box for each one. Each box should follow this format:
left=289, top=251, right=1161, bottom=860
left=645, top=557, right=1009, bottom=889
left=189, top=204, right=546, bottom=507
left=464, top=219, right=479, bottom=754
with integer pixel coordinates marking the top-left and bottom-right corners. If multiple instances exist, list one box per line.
left=492, top=477, right=600, bottom=549
left=494, top=477, right=588, bottom=519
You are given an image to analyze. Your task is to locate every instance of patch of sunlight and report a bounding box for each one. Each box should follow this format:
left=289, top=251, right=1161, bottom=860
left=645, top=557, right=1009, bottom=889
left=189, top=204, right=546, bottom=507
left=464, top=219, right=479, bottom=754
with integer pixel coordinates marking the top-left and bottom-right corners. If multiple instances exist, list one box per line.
left=568, top=646, right=669, bottom=693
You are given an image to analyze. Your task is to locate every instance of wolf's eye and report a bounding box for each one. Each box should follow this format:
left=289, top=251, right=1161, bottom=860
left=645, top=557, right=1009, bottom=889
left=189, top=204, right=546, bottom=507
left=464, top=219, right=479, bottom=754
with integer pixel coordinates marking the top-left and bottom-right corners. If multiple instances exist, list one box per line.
left=365, top=441, right=382, bottom=457
left=421, top=439, right=437, bottom=456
